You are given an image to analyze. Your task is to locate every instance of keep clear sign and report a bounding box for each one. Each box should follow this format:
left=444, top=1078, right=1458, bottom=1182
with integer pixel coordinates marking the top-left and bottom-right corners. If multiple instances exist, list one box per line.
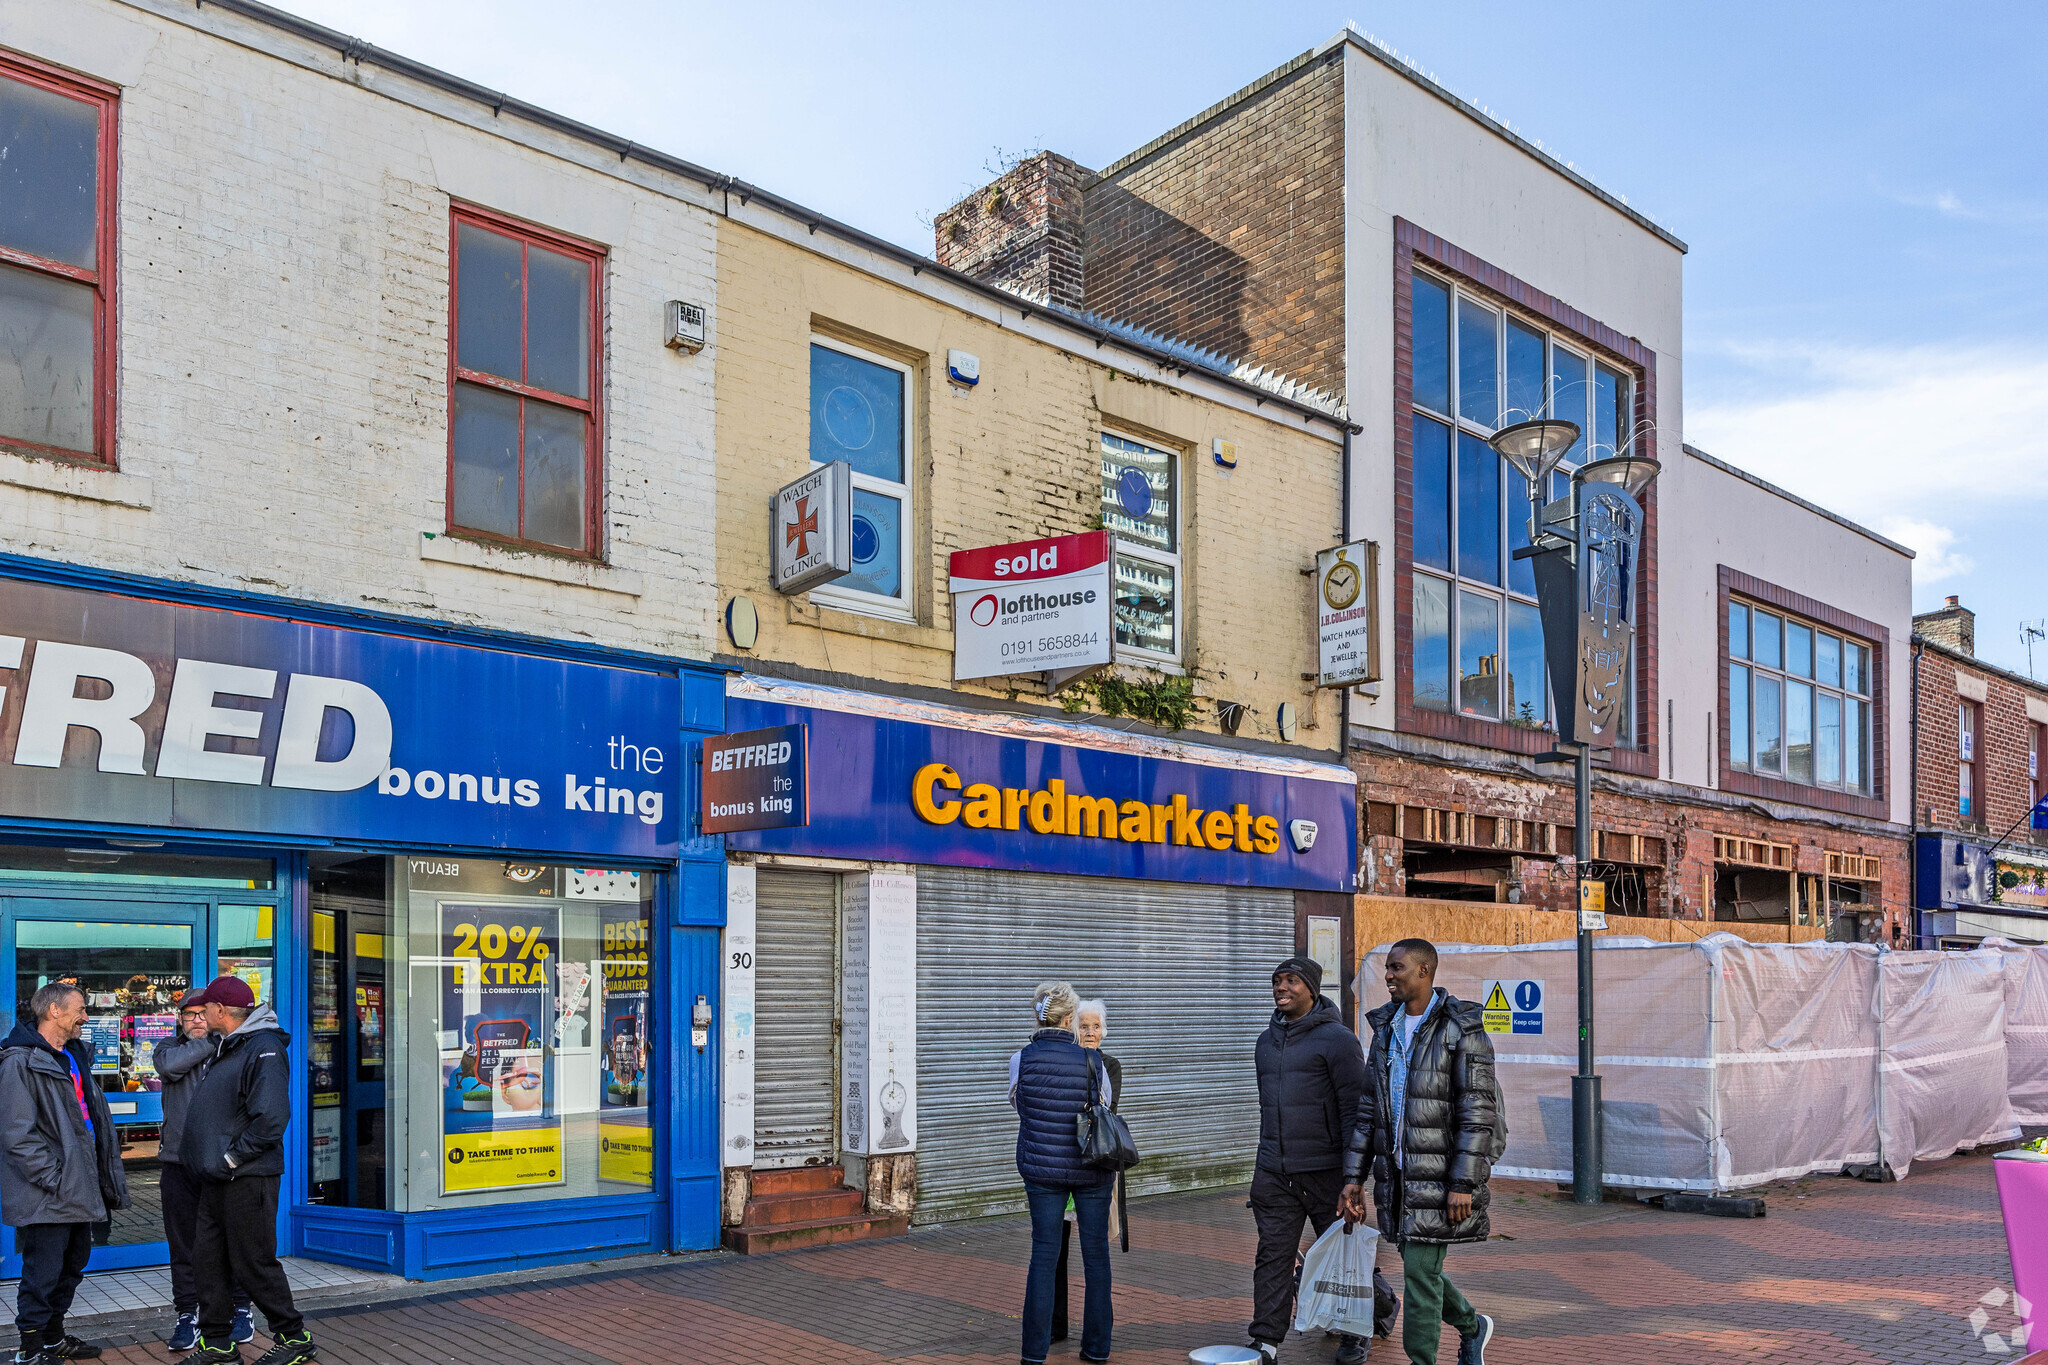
left=439, top=902, right=565, bottom=1194
left=1480, top=979, right=1544, bottom=1036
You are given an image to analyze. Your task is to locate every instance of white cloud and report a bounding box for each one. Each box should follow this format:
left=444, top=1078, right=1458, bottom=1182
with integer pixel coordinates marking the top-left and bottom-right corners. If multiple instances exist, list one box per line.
left=1877, top=516, right=1973, bottom=585
left=1687, top=343, right=2048, bottom=529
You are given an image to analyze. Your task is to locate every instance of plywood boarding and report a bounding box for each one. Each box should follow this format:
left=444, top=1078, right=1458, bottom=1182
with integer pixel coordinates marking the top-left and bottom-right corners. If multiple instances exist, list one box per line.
left=1354, top=895, right=1825, bottom=963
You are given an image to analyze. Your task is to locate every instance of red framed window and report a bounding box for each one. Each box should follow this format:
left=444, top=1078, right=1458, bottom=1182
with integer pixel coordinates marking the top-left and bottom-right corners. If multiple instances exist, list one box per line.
left=0, top=53, right=118, bottom=465
left=447, top=207, right=603, bottom=555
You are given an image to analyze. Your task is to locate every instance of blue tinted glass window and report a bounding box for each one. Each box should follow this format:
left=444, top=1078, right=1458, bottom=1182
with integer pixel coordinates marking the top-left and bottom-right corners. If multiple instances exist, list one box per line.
left=1786, top=622, right=1813, bottom=678
left=1846, top=700, right=1866, bottom=791
left=1817, top=693, right=1842, bottom=786
left=811, top=344, right=905, bottom=481
left=1817, top=633, right=1841, bottom=687
left=1412, top=415, right=1451, bottom=572
left=1457, top=299, right=1499, bottom=427
left=1755, top=674, right=1782, bottom=773
left=1458, top=591, right=1501, bottom=719
left=1729, top=602, right=1749, bottom=660
left=1551, top=346, right=1588, bottom=467
left=1508, top=601, right=1548, bottom=728
left=1505, top=320, right=1545, bottom=425
left=1456, top=432, right=1501, bottom=586
left=1754, top=612, right=1782, bottom=670
left=0, top=76, right=99, bottom=269
left=1100, top=431, right=1177, bottom=554
left=1411, top=274, right=1450, bottom=414
left=1846, top=642, right=1869, bottom=695
left=1730, top=664, right=1750, bottom=766
left=1414, top=576, right=1451, bottom=712
left=844, top=489, right=903, bottom=598
left=1594, top=364, right=1620, bottom=458
left=1786, top=682, right=1813, bottom=783
left=1508, top=474, right=1537, bottom=597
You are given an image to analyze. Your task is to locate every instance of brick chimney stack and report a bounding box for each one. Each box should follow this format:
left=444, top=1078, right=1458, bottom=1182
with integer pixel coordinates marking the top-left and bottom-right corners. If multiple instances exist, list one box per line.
left=1915, top=594, right=1976, bottom=656
left=934, top=152, right=1092, bottom=311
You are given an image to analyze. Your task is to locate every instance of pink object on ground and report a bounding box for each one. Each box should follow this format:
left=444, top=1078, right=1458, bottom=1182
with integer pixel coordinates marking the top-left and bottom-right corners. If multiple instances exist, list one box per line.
left=1996, top=1150, right=2048, bottom=1352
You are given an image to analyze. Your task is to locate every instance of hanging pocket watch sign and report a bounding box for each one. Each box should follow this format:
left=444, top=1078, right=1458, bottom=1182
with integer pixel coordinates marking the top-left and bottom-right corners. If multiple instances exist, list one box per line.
left=1315, top=540, right=1379, bottom=688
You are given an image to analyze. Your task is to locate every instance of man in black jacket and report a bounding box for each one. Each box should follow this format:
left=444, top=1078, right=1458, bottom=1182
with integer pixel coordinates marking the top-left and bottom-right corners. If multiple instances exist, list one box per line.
left=0, top=982, right=129, bottom=1365
left=174, top=977, right=313, bottom=1365
left=1340, top=939, right=1497, bottom=1365
left=1248, top=956, right=1368, bottom=1364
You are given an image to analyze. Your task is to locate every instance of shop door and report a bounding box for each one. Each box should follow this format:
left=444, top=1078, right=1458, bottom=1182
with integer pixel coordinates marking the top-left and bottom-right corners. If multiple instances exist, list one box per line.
left=0, top=898, right=210, bottom=1276
left=752, top=871, right=839, bottom=1168
left=914, top=867, right=1293, bottom=1222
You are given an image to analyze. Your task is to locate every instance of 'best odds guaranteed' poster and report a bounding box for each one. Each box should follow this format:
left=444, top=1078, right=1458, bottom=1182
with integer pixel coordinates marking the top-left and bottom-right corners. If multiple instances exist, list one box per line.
left=440, top=902, right=565, bottom=1195
left=597, top=899, right=653, bottom=1185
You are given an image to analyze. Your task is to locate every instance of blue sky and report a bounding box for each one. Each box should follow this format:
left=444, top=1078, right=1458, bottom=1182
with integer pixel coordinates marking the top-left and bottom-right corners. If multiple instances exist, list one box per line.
left=275, top=1, right=2048, bottom=672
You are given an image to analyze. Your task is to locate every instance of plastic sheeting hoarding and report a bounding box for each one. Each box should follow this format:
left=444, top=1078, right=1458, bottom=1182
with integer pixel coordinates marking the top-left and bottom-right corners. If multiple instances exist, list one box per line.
left=1363, top=934, right=2024, bottom=1192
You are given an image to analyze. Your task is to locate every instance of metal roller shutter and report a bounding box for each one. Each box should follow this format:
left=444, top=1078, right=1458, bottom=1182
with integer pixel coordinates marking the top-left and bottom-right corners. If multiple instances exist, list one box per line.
left=915, top=866, right=1293, bottom=1222
left=753, top=869, right=839, bottom=1168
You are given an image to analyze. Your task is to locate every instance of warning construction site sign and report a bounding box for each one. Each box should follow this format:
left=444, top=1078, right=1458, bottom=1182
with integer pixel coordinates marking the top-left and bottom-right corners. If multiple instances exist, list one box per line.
left=1480, top=979, right=1544, bottom=1035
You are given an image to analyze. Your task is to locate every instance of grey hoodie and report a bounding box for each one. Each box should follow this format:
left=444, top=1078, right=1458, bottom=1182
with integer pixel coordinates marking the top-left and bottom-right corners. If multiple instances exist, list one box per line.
left=153, top=1028, right=215, bottom=1167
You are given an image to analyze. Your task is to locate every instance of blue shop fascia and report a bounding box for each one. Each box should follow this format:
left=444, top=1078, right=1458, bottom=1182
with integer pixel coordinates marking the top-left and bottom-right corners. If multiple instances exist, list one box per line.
left=1915, top=832, right=2048, bottom=947
left=0, top=554, right=729, bottom=1281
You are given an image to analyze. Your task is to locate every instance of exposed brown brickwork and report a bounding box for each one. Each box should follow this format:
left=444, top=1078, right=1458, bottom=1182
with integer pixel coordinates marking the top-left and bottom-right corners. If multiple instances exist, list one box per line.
left=1913, top=631, right=2048, bottom=844
left=1916, top=595, right=1975, bottom=657
left=1351, top=743, right=1911, bottom=942
left=1082, top=49, right=1346, bottom=389
left=933, top=152, right=1092, bottom=310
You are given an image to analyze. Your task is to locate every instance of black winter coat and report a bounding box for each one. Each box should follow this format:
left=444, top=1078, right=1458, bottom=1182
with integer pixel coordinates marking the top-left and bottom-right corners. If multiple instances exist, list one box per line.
left=178, top=1004, right=292, bottom=1182
left=1341, top=990, right=1497, bottom=1245
left=1254, top=995, right=1366, bottom=1175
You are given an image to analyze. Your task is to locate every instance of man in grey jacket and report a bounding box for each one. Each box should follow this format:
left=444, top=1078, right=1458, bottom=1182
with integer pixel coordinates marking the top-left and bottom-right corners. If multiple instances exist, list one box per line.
left=0, top=982, right=130, bottom=1365
left=155, top=992, right=253, bottom=1353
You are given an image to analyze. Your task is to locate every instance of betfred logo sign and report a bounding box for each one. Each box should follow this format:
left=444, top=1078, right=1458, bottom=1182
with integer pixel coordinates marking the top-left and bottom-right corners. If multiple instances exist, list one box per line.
left=949, top=532, right=1113, bottom=682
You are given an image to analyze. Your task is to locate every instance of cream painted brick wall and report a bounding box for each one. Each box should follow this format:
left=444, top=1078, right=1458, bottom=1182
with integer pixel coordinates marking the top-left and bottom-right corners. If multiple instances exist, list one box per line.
left=717, top=221, right=1348, bottom=751
left=0, top=1, right=717, bottom=659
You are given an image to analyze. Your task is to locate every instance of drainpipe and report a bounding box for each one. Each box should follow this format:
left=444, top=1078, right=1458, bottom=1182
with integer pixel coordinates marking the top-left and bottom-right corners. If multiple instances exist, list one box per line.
left=1910, top=639, right=1923, bottom=947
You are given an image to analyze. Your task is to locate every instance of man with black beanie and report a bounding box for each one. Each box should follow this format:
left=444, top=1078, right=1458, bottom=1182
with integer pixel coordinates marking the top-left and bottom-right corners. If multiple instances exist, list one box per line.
left=1248, top=956, right=1369, bottom=1364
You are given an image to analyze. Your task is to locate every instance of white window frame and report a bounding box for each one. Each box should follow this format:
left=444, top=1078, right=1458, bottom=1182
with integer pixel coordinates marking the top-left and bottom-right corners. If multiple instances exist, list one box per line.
left=1411, top=269, right=1628, bottom=734
left=1726, top=599, right=1874, bottom=795
left=1100, top=428, right=1183, bottom=667
left=808, top=335, right=916, bottom=622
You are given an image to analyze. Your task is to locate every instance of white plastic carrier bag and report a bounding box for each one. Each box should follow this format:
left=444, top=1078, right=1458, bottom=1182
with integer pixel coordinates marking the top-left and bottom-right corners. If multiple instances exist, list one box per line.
left=1292, top=1219, right=1381, bottom=1336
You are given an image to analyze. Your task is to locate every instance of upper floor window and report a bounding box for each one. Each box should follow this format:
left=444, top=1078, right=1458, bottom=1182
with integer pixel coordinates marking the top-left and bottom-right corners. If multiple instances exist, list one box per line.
left=809, top=338, right=912, bottom=614
left=1957, top=700, right=1981, bottom=820
left=449, top=210, right=601, bottom=554
left=1727, top=598, right=1873, bottom=794
left=0, top=57, right=116, bottom=464
left=1411, top=271, right=1637, bottom=734
left=1100, top=431, right=1180, bottom=660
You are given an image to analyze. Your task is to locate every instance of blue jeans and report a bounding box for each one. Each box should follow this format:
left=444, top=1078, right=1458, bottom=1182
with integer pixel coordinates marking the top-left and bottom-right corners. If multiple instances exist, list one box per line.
left=1022, top=1181, right=1113, bottom=1363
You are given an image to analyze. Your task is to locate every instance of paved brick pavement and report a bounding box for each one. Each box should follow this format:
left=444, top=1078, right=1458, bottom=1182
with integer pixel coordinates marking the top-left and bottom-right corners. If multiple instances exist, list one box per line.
left=66, top=1147, right=2034, bottom=1365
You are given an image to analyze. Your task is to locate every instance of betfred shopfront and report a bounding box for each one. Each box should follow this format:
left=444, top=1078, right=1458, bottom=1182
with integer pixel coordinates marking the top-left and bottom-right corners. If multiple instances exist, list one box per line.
left=0, top=561, right=726, bottom=1280
left=717, top=674, right=1357, bottom=1229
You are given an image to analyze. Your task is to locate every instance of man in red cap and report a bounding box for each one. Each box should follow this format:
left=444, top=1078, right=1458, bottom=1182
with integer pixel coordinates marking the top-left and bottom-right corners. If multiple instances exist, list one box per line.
left=173, top=977, right=313, bottom=1365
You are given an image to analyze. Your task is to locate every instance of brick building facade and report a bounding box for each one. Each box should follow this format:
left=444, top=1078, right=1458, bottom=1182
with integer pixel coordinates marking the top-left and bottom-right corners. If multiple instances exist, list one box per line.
left=939, top=28, right=1917, bottom=947
left=1912, top=597, right=2048, bottom=945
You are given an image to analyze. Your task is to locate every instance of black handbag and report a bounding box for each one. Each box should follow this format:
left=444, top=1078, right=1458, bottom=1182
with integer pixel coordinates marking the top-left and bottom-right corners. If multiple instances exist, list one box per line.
left=1076, top=1052, right=1140, bottom=1171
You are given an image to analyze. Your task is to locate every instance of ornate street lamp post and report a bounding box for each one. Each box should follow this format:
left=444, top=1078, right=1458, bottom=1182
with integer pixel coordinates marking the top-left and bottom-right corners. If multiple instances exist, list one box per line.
left=1492, top=417, right=1660, bottom=1206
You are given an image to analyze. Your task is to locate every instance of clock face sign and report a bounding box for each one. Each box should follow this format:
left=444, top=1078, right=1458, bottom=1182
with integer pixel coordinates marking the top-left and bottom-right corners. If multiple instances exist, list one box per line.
left=1322, top=558, right=1361, bottom=610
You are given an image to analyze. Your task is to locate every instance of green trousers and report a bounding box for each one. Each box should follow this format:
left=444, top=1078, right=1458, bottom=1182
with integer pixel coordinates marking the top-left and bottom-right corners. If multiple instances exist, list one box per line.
left=1398, top=1240, right=1478, bottom=1364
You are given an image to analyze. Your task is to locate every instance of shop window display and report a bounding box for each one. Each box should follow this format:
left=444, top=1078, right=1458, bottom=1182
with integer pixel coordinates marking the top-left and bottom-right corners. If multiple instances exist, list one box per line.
left=308, top=856, right=655, bottom=1211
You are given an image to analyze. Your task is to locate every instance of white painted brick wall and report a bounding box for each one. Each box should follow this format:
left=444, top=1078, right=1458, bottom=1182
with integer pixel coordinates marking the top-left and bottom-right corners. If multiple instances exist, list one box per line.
left=0, top=1, right=718, bottom=660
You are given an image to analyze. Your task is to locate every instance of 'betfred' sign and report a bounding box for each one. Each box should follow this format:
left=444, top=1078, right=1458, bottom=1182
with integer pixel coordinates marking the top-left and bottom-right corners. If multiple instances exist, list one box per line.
left=949, top=531, right=1113, bottom=682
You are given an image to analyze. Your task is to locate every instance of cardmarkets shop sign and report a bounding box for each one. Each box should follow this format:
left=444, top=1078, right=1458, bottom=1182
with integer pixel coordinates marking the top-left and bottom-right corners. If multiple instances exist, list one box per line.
left=0, top=576, right=682, bottom=858
left=721, top=680, right=1356, bottom=893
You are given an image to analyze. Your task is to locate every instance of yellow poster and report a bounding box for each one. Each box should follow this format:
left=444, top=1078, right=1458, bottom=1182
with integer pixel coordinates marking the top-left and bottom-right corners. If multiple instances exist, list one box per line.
left=442, top=1124, right=565, bottom=1194
left=598, top=1120, right=654, bottom=1185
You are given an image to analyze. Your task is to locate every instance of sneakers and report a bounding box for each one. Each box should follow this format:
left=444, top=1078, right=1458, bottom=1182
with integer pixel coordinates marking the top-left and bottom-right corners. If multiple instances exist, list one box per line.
left=173, top=1340, right=240, bottom=1365
left=230, top=1309, right=255, bottom=1345
left=1248, top=1342, right=1279, bottom=1365
left=1335, top=1334, right=1369, bottom=1365
left=247, top=1332, right=316, bottom=1365
left=37, top=1336, right=99, bottom=1360
left=168, top=1315, right=201, bottom=1353
left=1456, top=1313, right=1494, bottom=1365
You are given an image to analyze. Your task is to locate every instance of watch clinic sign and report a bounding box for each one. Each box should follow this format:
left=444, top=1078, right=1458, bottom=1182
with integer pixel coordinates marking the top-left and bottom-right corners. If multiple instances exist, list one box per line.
left=949, top=531, right=1113, bottom=682
left=0, top=576, right=680, bottom=857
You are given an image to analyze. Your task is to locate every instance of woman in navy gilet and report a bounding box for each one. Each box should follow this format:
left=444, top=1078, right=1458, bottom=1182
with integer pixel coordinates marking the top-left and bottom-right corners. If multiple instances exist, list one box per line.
left=1008, top=981, right=1115, bottom=1364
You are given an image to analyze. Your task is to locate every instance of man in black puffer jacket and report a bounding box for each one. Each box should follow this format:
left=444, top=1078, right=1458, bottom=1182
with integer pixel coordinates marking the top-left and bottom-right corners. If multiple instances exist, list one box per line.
left=1248, top=956, right=1367, bottom=1364
left=1340, top=939, right=1498, bottom=1365
left=175, top=977, right=313, bottom=1365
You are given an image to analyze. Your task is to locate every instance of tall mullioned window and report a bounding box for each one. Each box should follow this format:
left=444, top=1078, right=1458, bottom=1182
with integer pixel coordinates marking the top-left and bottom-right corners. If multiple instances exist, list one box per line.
left=1100, top=431, right=1181, bottom=660
left=0, top=55, right=117, bottom=463
left=1727, top=599, right=1873, bottom=795
left=809, top=337, right=913, bottom=615
left=1409, top=270, right=1637, bottom=734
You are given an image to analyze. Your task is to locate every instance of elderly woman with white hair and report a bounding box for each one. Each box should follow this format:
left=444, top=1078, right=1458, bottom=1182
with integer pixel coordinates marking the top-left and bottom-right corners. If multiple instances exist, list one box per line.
left=1009, top=981, right=1116, bottom=1365
left=1051, top=998, right=1126, bottom=1343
